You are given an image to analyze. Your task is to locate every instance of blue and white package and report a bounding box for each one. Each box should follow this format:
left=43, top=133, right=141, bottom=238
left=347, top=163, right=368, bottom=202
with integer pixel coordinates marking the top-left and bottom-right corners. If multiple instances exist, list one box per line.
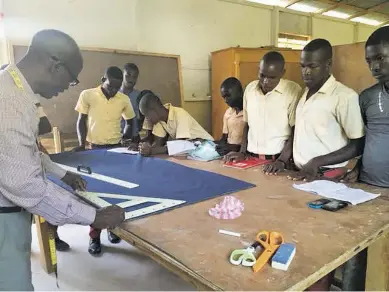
left=271, top=243, right=296, bottom=271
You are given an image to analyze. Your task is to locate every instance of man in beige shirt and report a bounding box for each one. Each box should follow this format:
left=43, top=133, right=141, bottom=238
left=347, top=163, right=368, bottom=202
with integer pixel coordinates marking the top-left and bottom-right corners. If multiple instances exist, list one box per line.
left=139, top=91, right=213, bottom=156
left=273, top=39, right=365, bottom=186
left=225, top=51, right=301, bottom=166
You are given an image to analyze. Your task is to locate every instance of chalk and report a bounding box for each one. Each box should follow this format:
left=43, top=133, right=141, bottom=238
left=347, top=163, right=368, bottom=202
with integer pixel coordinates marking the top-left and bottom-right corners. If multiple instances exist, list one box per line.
left=219, top=229, right=241, bottom=237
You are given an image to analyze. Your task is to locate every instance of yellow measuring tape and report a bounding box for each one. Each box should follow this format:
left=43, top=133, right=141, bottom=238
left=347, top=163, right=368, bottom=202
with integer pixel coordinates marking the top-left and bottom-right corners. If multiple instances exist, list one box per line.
left=8, top=66, right=59, bottom=286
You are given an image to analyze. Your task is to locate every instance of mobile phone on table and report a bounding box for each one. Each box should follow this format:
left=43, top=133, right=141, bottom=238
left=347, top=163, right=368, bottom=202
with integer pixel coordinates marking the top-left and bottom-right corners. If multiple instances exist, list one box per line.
left=321, top=200, right=349, bottom=212
left=308, top=198, right=332, bottom=209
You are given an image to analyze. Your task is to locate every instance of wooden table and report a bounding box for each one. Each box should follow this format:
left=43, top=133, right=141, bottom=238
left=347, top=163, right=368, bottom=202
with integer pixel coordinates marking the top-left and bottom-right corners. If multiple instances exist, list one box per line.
left=37, top=157, right=389, bottom=290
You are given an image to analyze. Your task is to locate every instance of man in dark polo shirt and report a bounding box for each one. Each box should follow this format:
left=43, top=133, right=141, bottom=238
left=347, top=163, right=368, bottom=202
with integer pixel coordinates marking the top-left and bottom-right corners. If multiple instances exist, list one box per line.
left=343, top=26, right=389, bottom=187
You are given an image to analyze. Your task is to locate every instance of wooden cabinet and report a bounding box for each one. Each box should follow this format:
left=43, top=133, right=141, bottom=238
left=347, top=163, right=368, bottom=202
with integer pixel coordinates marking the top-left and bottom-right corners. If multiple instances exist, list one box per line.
left=211, top=47, right=304, bottom=139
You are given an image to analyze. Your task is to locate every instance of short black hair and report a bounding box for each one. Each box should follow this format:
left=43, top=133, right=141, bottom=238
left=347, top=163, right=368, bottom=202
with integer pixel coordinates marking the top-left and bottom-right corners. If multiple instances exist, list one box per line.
left=123, top=63, right=139, bottom=73
left=139, top=91, right=163, bottom=111
left=105, top=66, right=123, bottom=80
left=137, top=90, right=154, bottom=106
left=303, top=38, right=333, bottom=60
left=221, top=77, right=242, bottom=91
left=262, top=51, right=285, bottom=68
left=366, top=26, right=389, bottom=48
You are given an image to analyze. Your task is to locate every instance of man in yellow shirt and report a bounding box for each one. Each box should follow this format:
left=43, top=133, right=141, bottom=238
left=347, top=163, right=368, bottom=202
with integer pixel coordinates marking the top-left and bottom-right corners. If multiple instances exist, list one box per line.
left=138, top=91, right=213, bottom=156
left=225, top=51, right=301, bottom=167
left=74, top=66, right=135, bottom=151
left=74, top=66, right=135, bottom=255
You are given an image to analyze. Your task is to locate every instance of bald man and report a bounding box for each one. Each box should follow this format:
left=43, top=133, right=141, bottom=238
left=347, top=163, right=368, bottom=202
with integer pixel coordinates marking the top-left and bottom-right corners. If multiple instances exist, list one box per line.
left=0, top=30, right=124, bottom=290
left=225, top=51, right=301, bottom=169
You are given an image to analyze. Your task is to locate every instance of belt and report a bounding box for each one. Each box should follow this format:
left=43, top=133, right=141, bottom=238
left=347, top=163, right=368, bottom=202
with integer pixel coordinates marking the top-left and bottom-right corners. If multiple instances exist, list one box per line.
left=249, top=152, right=280, bottom=161
left=0, top=206, right=23, bottom=213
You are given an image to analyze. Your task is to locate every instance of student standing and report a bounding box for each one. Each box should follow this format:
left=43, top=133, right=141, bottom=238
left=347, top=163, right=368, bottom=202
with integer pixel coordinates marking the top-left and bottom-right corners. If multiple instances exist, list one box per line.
left=225, top=51, right=301, bottom=166
left=343, top=26, right=389, bottom=187
left=0, top=29, right=124, bottom=291
left=120, top=63, right=141, bottom=142
left=216, top=77, right=245, bottom=156
left=138, top=91, right=213, bottom=156
left=74, top=66, right=135, bottom=255
left=283, top=39, right=365, bottom=183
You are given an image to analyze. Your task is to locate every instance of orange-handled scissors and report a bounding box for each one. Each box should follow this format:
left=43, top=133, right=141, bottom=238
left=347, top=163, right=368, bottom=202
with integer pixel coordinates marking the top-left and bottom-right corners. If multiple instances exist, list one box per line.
left=252, top=230, right=284, bottom=273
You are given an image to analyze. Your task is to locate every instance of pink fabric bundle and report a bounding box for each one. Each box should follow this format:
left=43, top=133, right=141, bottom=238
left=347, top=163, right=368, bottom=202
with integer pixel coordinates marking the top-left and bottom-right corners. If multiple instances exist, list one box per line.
left=208, top=196, right=244, bottom=220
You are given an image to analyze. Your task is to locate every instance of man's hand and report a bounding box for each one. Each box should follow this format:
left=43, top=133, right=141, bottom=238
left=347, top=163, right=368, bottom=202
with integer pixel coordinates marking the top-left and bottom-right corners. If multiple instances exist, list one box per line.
left=61, top=172, right=87, bottom=191
left=287, top=159, right=320, bottom=181
left=263, top=160, right=286, bottom=175
left=128, top=142, right=139, bottom=151
left=224, top=151, right=246, bottom=162
left=340, top=168, right=360, bottom=183
left=91, top=205, right=125, bottom=230
left=216, top=144, right=229, bottom=156
left=72, top=145, right=86, bottom=152
left=139, top=142, right=152, bottom=156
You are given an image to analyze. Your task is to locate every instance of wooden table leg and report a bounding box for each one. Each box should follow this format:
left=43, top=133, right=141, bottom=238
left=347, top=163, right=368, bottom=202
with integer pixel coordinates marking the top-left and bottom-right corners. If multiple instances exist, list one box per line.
left=366, top=232, right=389, bottom=290
left=34, top=215, right=55, bottom=274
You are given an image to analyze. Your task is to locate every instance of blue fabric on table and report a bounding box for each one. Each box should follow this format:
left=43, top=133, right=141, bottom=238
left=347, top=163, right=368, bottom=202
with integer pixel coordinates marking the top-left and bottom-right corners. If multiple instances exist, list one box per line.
left=49, top=149, right=255, bottom=220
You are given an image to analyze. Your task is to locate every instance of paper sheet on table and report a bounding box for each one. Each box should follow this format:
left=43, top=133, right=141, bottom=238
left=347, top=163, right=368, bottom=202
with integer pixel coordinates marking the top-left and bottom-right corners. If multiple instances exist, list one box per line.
left=107, top=147, right=139, bottom=155
left=167, top=140, right=196, bottom=156
left=293, top=180, right=380, bottom=205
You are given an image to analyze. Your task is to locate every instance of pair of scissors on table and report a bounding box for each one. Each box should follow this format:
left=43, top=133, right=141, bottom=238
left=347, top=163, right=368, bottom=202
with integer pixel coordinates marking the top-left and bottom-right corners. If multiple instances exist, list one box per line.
left=230, top=241, right=260, bottom=267
left=252, top=230, right=284, bottom=272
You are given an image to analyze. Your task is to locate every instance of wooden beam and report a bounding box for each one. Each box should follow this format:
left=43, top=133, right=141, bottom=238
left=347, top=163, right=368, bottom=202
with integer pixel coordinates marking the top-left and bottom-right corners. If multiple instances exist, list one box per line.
left=316, top=3, right=340, bottom=14
left=347, top=10, right=368, bottom=20
left=369, top=2, right=389, bottom=12
left=34, top=216, right=55, bottom=274
left=315, top=0, right=389, bottom=22
left=285, top=0, right=302, bottom=8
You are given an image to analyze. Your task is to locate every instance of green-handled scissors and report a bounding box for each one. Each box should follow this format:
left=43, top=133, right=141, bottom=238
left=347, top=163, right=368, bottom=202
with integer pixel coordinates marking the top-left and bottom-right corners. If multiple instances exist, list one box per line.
left=229, top=241, right=260, bottom=267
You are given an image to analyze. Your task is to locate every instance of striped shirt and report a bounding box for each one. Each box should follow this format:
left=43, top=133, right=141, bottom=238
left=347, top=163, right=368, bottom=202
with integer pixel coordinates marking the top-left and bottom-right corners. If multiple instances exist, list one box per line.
left=0, top=64, right=96, bottom=226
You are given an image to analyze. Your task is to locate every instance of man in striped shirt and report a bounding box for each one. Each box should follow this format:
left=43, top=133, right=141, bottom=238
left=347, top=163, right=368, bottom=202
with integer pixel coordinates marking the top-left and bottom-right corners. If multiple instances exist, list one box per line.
left=0, top=30, right=125, bottom=291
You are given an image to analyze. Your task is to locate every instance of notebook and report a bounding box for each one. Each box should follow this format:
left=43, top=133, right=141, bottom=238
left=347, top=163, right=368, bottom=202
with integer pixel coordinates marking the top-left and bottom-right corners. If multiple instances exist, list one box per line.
left=223, top=157, right=271, bottom=170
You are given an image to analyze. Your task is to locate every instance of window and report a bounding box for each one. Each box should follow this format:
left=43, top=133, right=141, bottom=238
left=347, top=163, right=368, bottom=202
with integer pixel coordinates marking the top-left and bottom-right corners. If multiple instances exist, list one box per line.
left=278, top=33, right=310, bottom=50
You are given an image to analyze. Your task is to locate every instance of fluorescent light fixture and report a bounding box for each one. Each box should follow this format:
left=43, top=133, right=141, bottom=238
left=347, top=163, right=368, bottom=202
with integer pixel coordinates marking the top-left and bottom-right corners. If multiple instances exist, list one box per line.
left=288, top=3, right=320, bottom=13
left=246, top=0, right=288, bottom=7
left=350, top=16, right=383, bottom=26
left=322, top=10, right=351, bottom=19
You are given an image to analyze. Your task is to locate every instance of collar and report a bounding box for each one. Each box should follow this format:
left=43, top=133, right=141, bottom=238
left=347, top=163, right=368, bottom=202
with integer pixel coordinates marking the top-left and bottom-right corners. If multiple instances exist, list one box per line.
left=97, top=86, right=121, bottom=100
left=257, top=79, right=286, bottom=95
left=164, top=103, right=174, bottom=121
left=228, top=107, right=244, bottom=117
left=318, top=75, right=337, bottom=95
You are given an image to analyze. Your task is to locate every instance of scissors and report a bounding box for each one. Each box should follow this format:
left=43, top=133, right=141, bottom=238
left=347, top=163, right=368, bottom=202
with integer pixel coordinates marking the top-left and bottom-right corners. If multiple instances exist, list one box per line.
left=252, top=230, right=284, bottom=272
left=229, top=241, right=260, bottom=267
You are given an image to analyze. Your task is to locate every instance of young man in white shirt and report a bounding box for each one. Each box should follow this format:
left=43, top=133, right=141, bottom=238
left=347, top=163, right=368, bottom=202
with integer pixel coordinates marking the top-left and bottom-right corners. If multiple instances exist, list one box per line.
left=225, top=51, right=301, bottom=167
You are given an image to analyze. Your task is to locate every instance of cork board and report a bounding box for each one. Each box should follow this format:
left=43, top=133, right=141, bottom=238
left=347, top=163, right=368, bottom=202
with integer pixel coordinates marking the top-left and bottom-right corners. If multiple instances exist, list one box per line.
left=13, top=45, right=183, bottom=133
left=332, top=42, right=376, bottom=94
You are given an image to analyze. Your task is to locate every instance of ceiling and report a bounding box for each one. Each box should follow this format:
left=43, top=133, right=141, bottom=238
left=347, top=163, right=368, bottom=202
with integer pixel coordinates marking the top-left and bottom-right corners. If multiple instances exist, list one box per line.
left=248, top=0, right=389, bottom=25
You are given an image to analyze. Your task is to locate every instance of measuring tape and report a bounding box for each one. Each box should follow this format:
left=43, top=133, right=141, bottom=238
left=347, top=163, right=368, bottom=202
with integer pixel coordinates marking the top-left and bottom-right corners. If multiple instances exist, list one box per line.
left=8, top=66, right=59, bottom=286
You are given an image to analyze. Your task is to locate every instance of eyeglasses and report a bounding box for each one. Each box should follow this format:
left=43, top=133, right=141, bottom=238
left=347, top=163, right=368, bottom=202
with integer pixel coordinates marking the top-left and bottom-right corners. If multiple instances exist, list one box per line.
left=52, top=56, right=80, bottom=86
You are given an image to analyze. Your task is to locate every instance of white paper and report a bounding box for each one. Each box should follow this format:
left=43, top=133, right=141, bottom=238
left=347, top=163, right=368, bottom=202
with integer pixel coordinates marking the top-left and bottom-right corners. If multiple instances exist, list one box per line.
left=167, top=140, right=195, bottom=156
left=293, top=180, right=380, bottom=205
left=107, top=147, right=139, bottom=155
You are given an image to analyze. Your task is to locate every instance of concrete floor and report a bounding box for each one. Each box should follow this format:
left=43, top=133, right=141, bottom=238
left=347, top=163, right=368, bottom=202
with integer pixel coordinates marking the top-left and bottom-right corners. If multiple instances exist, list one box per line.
left=31, top=224, right=193, bottom=291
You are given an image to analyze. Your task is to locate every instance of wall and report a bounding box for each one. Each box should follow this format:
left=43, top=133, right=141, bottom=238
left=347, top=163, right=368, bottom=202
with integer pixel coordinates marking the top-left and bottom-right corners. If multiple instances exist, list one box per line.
left=357, top=24, right=378, bottom=42
left=3, top=0, right=272, bottom=132
left=312, top=17, right=355, bottom=46
left=1, top=0, right=381, bottom=133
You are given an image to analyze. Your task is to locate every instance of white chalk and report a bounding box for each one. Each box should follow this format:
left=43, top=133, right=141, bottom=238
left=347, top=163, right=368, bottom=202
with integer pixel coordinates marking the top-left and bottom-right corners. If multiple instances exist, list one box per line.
left=219, top=229, right=241, bottom=237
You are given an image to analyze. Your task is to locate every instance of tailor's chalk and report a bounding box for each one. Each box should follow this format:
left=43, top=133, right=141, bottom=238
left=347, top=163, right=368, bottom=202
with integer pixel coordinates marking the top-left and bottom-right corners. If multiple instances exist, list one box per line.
left=219, top=229, right=241, bottom=237
left=271, top=243, right=296, bottom=271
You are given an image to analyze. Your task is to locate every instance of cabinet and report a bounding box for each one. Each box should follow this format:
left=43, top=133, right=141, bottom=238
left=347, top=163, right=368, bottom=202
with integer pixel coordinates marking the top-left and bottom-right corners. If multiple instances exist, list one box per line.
left=211, top=47, right=304, bottom=139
